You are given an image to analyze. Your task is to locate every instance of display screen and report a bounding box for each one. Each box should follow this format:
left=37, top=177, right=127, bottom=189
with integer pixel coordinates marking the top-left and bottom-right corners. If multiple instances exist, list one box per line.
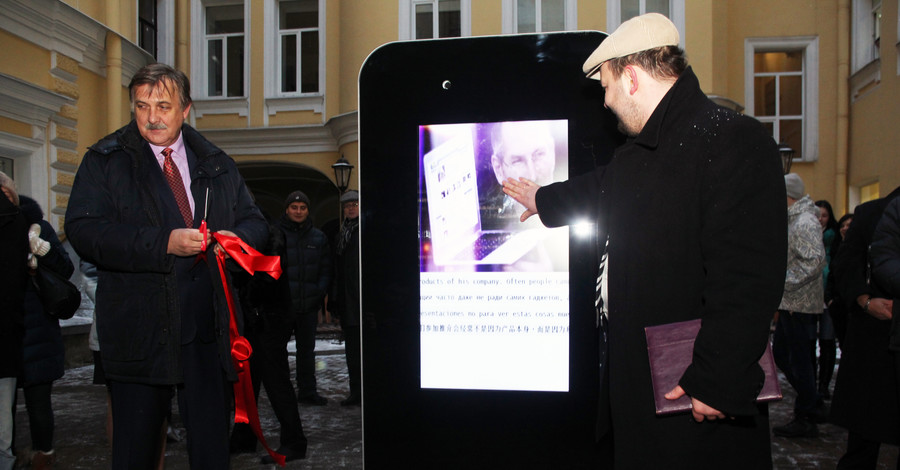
left=418, top=119, right=570, bottom=392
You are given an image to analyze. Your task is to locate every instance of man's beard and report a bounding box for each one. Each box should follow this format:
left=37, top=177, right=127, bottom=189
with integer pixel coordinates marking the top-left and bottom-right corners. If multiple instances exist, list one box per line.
left=613, top=98, right=643, bottom=137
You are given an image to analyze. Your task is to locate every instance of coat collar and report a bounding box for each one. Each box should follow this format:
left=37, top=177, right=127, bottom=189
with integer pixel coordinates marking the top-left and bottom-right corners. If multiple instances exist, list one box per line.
left=96, top=121, right=231, bottom=180
left=631, top=66, right=703, bottom=150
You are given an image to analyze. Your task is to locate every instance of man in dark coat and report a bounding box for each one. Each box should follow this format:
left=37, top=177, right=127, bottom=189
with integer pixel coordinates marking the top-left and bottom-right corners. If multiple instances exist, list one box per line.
left=0, top=172, right=28, bottom=470
left=829, top=185, right=900, bottom=468
left=331, top=190, right=361, bottom=406
left=503, top=13, right=786, bottom=469
left=254, top=190, right=331, bottom=463
left=65, top=64, right=267, bottom=469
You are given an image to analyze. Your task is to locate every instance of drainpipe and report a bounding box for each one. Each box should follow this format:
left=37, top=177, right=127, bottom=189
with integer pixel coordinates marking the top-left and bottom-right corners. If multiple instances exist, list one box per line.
left=177, top=0, right=190, bottom=74
left=106, top=34, right=123, bottom=134
left=836, top=0, right=851, bottom=215
left=105, top=1, right=123, bottom=133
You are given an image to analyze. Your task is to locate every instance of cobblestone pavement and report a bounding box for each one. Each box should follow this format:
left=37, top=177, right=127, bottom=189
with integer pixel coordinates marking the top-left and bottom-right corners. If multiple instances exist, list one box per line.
left=12, top=340, right=900, bottom=469
left=13, top=338, right=362, bottom=469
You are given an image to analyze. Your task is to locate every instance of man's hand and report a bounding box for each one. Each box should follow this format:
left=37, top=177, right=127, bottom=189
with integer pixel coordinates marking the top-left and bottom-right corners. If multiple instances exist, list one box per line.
left=860, top=296, right=893, bottom=320
left=665, top=385, right=726, bottom=422
left=212, top=229, right=238, bottom=258
left=167, top=228, right=205, bottom=256
left=502, top=177, right=541, bottom=222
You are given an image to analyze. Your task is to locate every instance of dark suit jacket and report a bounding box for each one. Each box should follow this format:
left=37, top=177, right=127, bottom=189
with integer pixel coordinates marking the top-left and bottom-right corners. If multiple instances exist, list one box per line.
left=65, top=121, right=267, bottom=385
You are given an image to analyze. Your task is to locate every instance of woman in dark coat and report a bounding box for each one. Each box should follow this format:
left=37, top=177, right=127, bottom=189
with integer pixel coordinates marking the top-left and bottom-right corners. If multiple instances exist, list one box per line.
left=831, top=186, right=900, bottom=468
left=18, top=195, right=74, bottom=468
left=0, top=172, right=28, bottom=470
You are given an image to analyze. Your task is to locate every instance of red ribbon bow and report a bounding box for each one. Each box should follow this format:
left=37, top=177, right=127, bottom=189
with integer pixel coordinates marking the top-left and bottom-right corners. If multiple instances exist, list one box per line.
left=212, top=232, right=285, bottom=466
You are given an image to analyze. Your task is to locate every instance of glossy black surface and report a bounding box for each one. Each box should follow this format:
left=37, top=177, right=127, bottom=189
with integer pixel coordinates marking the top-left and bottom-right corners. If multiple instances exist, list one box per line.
left=359, top=32, right=623, bottom=468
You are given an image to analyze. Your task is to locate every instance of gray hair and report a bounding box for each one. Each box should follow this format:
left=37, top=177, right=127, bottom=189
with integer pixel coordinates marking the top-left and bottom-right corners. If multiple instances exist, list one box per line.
left=0, top=171, right=19, bottom=206
left=128, top=63, right=192, bottom=110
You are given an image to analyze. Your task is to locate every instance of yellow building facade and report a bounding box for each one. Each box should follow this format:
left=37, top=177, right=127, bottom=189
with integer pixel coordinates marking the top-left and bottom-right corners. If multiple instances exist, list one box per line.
left=1, top=0, right=897, bottom=229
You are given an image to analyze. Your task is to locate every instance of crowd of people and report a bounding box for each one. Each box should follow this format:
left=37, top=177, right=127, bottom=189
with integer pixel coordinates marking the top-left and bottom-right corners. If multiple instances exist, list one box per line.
left=0, top=63, right=362, bottom=469
left=4, top=11, right=900, bottom=469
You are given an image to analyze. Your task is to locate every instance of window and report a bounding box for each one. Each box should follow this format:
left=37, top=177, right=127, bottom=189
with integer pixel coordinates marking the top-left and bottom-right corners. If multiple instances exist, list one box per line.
left=504, top=0, right=575, bottom=34
left=516, top=0, right=564, bottom=33
left=278, top=0, right=319, bottom=94
left=414, top=0, right=461, bottom=39
left=607, top=0, right=684, bottom=47
left=399, top=0, right=470, bottom=40
left=138, top=0, right=158, bottom=58
left=852, top=0, right=882, bottom=72
left=753, top=51, right=804, bottom=157
left=205, top=4, right=245, bottom=97
left=745, top=37, right=819, bottom=162
left=620, top=0, right=669, bottom=19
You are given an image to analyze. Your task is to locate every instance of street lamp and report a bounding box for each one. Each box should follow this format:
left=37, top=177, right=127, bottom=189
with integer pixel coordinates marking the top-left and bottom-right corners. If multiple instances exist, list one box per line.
left=778, top=142, right=795, bottom=175
left=332, top=155, right=354, bottom=193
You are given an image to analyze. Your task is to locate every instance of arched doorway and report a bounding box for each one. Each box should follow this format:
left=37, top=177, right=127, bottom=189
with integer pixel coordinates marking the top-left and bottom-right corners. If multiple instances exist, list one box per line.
left=237, top=162, right=340, bottom=233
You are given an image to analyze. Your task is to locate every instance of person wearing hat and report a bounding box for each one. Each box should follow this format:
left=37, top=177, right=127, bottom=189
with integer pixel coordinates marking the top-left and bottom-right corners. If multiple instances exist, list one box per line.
left=330, top=190, right=361, bottom=406
left=253, top=190, right=332, bottom=462
left=502, top=12, right=787, bottom=468
left=772, top=173, right=826, bottom=438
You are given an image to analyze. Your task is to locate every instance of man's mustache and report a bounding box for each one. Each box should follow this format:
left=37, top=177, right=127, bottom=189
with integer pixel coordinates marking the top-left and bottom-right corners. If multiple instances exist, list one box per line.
left=144, top=122, right=168, bottom=131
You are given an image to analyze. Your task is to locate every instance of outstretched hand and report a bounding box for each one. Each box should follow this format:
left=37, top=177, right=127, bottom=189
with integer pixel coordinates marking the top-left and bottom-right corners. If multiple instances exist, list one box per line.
left=502, top=177, right=541, bottom=222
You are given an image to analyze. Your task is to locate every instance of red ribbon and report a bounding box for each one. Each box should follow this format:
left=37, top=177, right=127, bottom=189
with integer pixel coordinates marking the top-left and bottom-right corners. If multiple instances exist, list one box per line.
left=212, top=232, right=285, bottom=467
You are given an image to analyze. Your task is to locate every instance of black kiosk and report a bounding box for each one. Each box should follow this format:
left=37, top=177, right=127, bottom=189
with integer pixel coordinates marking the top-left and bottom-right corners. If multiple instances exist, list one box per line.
left=359, top=32, right=622, bottom=468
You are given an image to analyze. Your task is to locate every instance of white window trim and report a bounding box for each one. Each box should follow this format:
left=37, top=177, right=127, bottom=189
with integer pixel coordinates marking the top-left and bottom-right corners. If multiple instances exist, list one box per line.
left=852, top=0, right=881, bottom=73
left=263, top=0, right=325, bottom=126
left=138, top=0, right=176, bottom=65
left=896, top=0, right=900, bottom=76
left=606, top=0, right=685, bottom=48
left=190, top=0, right=250, bottom=107
left=501, top=0, right=578, bottom=34
left=398, top=0, right=472, bottom=40
left=744, top=36, right=819, bottom=163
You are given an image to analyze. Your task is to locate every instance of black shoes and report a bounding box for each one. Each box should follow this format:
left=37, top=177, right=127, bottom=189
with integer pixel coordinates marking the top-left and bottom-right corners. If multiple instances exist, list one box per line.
left=773, top=416, right=819, bottom=438
left=297, top=393, right=328, bottom=406
left=340, top=394, right=361, bottom=406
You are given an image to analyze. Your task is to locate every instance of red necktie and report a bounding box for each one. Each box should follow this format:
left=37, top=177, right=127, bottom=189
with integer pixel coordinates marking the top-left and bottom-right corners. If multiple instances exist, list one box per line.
left=162, top=147, right=194, bottom=227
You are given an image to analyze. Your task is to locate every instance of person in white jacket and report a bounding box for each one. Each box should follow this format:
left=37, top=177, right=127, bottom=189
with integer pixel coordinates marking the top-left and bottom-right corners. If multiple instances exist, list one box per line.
left=772, top=172, right=827, bottom=438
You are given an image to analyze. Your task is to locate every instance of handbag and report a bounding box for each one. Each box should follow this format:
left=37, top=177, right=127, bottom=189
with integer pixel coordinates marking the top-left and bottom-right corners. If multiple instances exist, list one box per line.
left=30, top=264, right=81, bottom=320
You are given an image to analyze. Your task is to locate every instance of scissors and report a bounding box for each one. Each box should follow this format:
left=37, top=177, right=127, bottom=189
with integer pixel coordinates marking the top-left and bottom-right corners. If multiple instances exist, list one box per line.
left=200, top=187, right=209, bottom=251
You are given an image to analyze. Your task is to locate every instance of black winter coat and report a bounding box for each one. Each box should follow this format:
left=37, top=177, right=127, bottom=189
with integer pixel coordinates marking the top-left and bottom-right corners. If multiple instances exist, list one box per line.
left=19, top=196, right=72, bottom=386
left=65, top=121, right=267, bottom=384
left=257, top=215, right=331, bottom=316
left=333, top=218, right=360, bottom=328
left=830, top=186, right=900, bottom=444
left=0, top=194, right=28, bottom=379
left=535, top=67, right=786, bottom=469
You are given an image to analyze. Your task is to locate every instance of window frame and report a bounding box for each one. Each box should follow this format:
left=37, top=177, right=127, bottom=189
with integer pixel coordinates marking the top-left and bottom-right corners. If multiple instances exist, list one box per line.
left=852, top=0, right=881, bottom=73
left=744, top=36, right=820, bottom=163
left=502, top=0, right=577, bottom=34
left=262, top=0, right=325, bottom=125
left=190, top=0, right=249, bottom=101
left=275, top=0, right=322, bottom=97
left=606, top=0, right=685, bottom=49
left=399, top=0, right=471, bottom=40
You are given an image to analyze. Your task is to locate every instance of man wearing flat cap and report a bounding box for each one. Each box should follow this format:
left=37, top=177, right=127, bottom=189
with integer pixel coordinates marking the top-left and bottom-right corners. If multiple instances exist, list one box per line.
left=504, top=13, right=787, bottom=468
left=331, top=190, right=361, bottom=406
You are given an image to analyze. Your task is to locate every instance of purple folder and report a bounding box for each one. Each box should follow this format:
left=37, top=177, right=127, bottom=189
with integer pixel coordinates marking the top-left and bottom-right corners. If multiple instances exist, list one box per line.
left=644, top=318, right=782, bottom=416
